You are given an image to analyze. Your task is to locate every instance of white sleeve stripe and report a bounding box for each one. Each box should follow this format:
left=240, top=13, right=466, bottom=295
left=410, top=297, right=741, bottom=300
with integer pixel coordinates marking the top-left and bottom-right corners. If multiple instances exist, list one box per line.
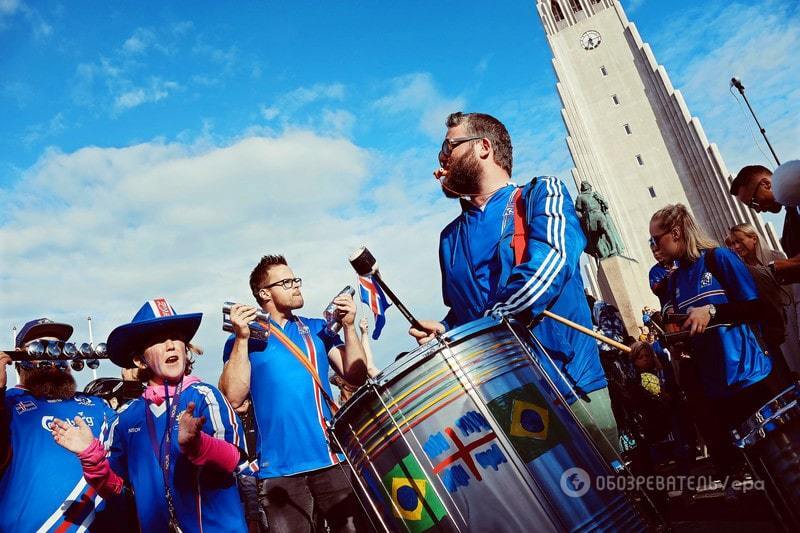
left=195, top=385, right=226, bottom=440
left=492, top=177, right=567, bottom=315
left=676, top=290, right=727, bottom=310
left=492, top=177, right=560, bottom=311
left=222, top=393, right=240, bottom=448
left=37, top=478, right=88, bottom=532
left=506, top=181, right=568, bottom=315
left=103, top=417, right=120, bottom=449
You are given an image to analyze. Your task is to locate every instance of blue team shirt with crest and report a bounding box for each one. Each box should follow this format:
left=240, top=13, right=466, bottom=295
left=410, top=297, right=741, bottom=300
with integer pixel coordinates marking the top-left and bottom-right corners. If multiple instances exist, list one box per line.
left=103, top=381, right=247, bottom=532
left=664, top=248, right=772, bottom=397
left=0, top=387, right=115, bottom=532
left=223, top=316, right=345, bottom=478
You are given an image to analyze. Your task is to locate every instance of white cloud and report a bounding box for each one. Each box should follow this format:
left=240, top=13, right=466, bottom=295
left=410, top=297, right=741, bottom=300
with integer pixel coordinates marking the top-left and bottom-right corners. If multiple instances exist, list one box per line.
left=622, top=0, right=646, bottom=13
left=122, top=28, right=156, bottom=55
left=1, top=130, right=457, bottom=387
left=321, top=109, right=356, bottom=137
left=648, top=0, right=800, bottom=173
left=0, top=0, right=20, bottom=15
left=260, top=105, right=279, bottom=120
left=113, top=78, right=181, bottom=111
left=0, top=0, right=51, bottom=39
left=372, top=73, right=466, bottom=139
left=22, top=112, right=66, bottom=145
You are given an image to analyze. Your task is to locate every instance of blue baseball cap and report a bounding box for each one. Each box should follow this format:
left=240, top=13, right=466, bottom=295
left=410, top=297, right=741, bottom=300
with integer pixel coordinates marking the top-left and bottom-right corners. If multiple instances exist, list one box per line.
left=16, top=318, right=73, bottom=348
left=106, top=298, right=202, bottom=368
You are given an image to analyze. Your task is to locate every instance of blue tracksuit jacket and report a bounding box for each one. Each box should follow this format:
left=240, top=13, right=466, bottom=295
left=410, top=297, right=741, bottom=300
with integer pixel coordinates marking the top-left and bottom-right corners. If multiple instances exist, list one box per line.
left=439, top=178, right=607, bottom=400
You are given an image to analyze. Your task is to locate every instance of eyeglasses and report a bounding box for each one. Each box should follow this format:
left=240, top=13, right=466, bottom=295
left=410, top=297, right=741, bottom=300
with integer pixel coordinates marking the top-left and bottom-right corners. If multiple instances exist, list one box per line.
left=648, top=230, right=671, bottom=249
left=262, top=277, right=302, bottom=290
left=439, top=136, right=483, bottom=159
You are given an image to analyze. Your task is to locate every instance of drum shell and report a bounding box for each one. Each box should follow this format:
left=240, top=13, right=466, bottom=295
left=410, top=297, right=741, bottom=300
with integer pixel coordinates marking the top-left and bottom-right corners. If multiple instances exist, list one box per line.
left=734, top=384, right=800, bottom=525
left=331, top=318, right=644, bottom=532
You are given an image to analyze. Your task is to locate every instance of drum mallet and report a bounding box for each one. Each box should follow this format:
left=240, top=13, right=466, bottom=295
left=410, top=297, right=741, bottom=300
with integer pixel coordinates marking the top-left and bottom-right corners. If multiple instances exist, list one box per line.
left=541, top=310, right=631, bottom=353
left=348, top=246, right=425, bottom=331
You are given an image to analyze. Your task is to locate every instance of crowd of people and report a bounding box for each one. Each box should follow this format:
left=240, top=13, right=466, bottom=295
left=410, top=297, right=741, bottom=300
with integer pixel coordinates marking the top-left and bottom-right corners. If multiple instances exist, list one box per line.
left=1, top=111, right=797, bottom=531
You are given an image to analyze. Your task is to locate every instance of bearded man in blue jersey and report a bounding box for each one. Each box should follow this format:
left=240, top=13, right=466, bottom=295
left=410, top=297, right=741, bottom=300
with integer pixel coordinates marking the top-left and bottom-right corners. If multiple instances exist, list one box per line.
left=0, top=318, right=120, bottom=532
left=220, top=255, right=368, bottom=533
left=409, top=112, right=619, bottom=454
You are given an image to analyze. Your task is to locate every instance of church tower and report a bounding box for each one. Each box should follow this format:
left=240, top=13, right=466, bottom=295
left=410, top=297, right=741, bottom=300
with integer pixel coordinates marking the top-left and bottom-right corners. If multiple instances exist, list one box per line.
left=534, top=0, right=778, bottom=315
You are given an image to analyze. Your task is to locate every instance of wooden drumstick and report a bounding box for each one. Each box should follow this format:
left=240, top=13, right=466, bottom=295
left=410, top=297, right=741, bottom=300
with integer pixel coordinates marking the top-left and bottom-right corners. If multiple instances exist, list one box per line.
left=542, top=310, right=632, bottom=353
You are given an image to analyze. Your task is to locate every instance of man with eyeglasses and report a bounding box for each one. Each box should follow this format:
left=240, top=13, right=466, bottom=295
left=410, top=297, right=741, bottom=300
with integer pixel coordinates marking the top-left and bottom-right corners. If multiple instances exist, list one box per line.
left=0, top=318, right=120, bottom=532
left=730, top=164, right=800, bottom=284
left=409, top=112, right=618, bottom=458
left=219, top=254, right=367, bottom=533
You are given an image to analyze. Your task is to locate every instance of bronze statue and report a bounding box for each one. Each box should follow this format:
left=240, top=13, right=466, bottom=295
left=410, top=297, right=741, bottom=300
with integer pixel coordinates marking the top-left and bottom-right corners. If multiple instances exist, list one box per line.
left=575, top=180, right=625, bottom=259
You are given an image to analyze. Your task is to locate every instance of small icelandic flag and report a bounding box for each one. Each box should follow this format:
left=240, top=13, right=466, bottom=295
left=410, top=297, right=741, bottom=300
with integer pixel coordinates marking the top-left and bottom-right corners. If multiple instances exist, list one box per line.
left=358, top=275, right=391, bottom=340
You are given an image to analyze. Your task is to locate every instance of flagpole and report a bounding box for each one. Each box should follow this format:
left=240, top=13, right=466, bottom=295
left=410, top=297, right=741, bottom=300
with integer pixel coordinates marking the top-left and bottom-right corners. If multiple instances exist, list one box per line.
left=87, top=316, right=98, bottom=380
left=11, top=325, right=19, bottom=385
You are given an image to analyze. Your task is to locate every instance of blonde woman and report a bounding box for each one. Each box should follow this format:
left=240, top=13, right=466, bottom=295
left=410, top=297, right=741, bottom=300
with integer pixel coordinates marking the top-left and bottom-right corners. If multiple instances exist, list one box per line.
left=729, top=223, right=799, bottom=376
left=649, top=205, right=789, bottom=468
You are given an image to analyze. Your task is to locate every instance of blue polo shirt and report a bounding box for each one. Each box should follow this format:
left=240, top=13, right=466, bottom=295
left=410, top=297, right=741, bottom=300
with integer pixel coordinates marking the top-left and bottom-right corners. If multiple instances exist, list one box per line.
left=104, top=381, right=247, bottom=533
left=223, top=316, right=344, bottom=478
left=664, top=248, right=772, bottom=398
left=0, top=387, right=115, bottom=532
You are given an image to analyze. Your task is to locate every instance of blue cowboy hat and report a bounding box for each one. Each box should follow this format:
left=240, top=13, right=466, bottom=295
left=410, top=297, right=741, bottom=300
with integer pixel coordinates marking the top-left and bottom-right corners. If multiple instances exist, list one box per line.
left=107, top=298, right=202, bottom=368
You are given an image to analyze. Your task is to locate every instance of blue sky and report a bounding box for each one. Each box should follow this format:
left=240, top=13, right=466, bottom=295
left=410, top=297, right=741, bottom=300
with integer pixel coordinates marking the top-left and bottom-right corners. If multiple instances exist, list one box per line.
left=2, top=0, right=798, bottom=387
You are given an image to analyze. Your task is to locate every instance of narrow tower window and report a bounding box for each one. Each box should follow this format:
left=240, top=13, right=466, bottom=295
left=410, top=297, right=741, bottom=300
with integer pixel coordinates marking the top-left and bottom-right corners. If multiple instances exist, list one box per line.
left=648, top=186, right=657, bottom=198
left=568, top=0, right=583, bottom=12
left=624, top=123, right=632, bottom=135
left=636, top=154, right=644, bottom=166
left=612, top=94, right=620, bottom=105
left=551, top=1, right=565, bottom=21
left=600, top=65, right=608, bottom=76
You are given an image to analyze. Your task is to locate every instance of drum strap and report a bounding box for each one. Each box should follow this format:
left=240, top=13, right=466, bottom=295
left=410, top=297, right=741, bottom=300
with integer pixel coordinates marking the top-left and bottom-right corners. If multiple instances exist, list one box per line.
left=512, top=187, right=526, bottom=265
left=270, top=325, right=339, bottom=415
left=511, top=178, right=539, bottom=266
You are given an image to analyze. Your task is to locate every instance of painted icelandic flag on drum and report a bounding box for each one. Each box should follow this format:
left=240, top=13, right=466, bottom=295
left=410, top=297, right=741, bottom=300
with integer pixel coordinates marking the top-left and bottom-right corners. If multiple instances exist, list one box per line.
left=382, top=453, right=447, bottom=533
left=358, top=275, right=391, bottom=340
left=486, top=384, right=569, bottom=463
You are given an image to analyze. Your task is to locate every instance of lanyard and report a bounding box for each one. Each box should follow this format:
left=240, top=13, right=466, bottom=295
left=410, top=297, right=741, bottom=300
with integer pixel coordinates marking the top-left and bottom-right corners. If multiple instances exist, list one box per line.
left=145, top=378, right=184, bottom=532
left=270, top=318, right=339, bottom=415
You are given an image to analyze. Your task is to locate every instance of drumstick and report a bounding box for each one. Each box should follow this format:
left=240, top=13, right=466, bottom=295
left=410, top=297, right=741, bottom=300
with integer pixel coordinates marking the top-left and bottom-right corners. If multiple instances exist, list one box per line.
left=542, top=310, right=631, bottom=353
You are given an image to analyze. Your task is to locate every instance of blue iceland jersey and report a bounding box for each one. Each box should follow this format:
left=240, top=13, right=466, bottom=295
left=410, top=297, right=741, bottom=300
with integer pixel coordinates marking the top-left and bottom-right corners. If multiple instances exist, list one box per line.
left=439, top=178, right=606, bottom=400
left=104, top=381, right=247, bottom=533
left=664, top=248, right=772, bottom=398
left=0, top=387, right=115, bottom=532
left=223, top=316, right=344, bottom=478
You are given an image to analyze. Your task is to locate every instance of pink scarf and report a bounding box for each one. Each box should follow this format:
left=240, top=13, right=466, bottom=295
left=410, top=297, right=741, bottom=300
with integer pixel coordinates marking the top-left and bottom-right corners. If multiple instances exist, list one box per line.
left=143, top=375, right=201, bottom=405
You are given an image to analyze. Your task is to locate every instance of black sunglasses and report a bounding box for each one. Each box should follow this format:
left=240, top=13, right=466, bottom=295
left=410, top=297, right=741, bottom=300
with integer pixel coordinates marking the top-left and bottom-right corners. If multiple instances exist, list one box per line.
left=648, top=230, right=671, bottom=249
left=440, top=136, right=483, bottom=159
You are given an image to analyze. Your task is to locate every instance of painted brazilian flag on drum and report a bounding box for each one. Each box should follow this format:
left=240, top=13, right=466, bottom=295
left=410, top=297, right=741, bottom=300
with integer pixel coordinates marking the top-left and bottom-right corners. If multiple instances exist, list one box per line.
left=382, top=453, right=447, bottom=533
left=487, top=383, right=569, bottom=462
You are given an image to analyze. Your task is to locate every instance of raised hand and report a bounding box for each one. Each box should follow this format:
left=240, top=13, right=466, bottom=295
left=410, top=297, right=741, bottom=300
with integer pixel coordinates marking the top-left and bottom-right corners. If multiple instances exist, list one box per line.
left=333, top=293, right=357, bottom=328
left=0, top=352, right=11, bottom=389
left=51, top=417, right=95, bottom=454
left=178, top=401, right=206, bottom=455
left=359, top=317, right=369, bottom=335
left=230, top=304, right=259, bottom=340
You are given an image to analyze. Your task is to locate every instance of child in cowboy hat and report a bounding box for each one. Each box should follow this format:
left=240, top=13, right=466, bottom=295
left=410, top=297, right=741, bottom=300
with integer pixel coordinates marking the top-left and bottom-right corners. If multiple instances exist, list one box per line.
left=51, top=298, right=249, bottom=533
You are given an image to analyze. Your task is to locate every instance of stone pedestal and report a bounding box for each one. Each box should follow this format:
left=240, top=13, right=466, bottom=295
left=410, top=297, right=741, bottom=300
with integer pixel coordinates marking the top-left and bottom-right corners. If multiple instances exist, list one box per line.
left=596, top=255, right=657, bottom=338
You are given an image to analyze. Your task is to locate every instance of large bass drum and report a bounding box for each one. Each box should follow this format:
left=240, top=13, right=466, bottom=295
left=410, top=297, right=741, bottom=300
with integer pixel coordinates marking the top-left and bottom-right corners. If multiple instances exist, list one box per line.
left=330, top=317, right=648, bottom=532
